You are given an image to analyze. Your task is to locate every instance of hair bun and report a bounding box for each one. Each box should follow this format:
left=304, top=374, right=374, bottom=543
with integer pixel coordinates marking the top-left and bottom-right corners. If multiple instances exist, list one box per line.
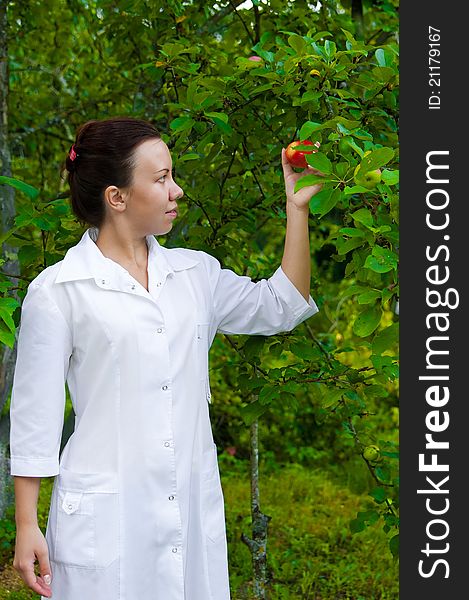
left=66, top=156, right=77, bottom=173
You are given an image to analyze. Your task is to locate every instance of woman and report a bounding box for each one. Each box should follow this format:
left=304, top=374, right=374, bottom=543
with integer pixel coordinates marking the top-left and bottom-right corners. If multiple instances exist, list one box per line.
left=9, top=116, right=322, bottom=599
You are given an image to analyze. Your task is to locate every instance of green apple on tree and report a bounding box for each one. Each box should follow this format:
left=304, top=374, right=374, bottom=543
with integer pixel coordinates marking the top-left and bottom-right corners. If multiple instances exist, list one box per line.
left=362, top=445, right=381, bottom=463
left=353, top=163, right=382, bottom=189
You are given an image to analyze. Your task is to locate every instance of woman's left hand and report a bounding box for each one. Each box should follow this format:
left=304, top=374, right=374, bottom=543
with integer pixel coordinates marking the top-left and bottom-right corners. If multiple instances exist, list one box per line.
left=281, top=146, right=325, bottom=211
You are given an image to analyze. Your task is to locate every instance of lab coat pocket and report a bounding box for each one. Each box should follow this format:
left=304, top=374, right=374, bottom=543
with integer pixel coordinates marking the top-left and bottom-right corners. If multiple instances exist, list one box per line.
left=53, top=468, right=119, bottom=570
left=201, top=443, right=226, bottom=544
left=196, top=319, right=212, bottom=403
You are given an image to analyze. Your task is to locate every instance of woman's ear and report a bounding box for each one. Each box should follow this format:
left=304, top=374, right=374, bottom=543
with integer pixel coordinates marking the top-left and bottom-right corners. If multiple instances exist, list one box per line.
left=103, top=185, right=126, bottom=214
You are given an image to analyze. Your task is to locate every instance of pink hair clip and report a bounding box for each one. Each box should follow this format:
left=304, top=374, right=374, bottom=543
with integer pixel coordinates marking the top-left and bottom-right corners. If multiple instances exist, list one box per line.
left=69, top=144, right=78, bottom=161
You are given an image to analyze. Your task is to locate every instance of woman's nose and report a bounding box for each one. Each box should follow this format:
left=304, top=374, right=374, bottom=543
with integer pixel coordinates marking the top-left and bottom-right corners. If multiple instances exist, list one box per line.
left=173, top=184, right=184, bottom=199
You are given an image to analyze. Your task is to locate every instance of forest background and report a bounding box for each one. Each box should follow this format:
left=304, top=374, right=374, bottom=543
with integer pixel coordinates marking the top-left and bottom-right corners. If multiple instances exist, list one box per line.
left=0, top=1, right=399, bottom=598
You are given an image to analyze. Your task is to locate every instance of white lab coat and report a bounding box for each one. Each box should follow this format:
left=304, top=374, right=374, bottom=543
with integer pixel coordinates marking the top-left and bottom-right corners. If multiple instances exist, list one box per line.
left=9, top=226, right=319, bottom=600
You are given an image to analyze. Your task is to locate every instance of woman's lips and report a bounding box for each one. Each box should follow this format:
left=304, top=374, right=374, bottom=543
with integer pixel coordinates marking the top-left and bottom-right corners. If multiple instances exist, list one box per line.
left=166, top=210, right=177, bottom=218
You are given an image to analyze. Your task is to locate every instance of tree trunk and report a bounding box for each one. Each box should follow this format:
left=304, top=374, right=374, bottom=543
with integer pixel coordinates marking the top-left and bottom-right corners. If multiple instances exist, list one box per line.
left=351, top=0, right=364, bottom=40
left=0, top=0, right=18, bottom=517
left=241, top=410, right=271, bottom=599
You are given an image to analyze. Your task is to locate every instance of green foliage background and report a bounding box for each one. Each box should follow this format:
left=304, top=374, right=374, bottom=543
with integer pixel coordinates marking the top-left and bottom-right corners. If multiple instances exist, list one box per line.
left=1, top=1, right=399, bottom=598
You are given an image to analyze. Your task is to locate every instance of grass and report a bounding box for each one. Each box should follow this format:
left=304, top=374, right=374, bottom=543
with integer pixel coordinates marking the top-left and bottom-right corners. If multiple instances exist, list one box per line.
left=222, top=459, right=398, bottom=599
left=0, top=459, right=398, bottom=600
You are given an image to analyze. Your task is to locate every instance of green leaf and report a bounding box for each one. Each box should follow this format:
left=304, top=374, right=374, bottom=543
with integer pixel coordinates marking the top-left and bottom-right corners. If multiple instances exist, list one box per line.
left=357, top=290, right=382, bottom=304
left=310, top=187, right=341, bottom=217
left=372, top=322, right=399, bottom=354
left=299, top=90, right=322, bottom=105
left=0, top=297, right=20, bottom=338
left=334, top=116, right=362, bottom=130
left=240, top=400, right=269, bottom=425
left=381, top=288, right=395, bottom=305
left=258, top=384, right=280, bottom=405
left=375, top=48, right=386, bottom=67
left=338, top=227, right=365, bottom=237
left=243, top=335, right=267, bottom=359
left=364, top=384, right=389, bottom=400
left=255, top=82, right=275, bottom=94
left=341, top=29, right=357, bottom=45
left=353, top=305, right=382, bottom=337
left=351, top=208, right=373, bottom=228
left=376, top=465, right=391, bottom=483
left=209, top=116, right=232, bottom=134
left=343, top=184, right=373, bottom=195
left=352, top=128, right=373, bottom=141
left=355, top=147, right=395, bottom=177
left=358, top=509, right=380, bottom=525
left=170, top=116, right=195, bottom=133
left=13, top=214, right=35, bottom=227
left=294, top=173, right=328, bottom=192
left=322, top=388, right=344, bottom=408
left=288, top=34, right=307, bottom=54
left=0, top=325, right=15, bottom=348
left=178, top=153, right=200, bottom=162
left=369, top=486, right=387, bottom=503
left=0, top=176, right=40, bottom=200
left=364, top=246, right=398, bottom=273
left=0, top=297, right=20, bottom=335
left=349, top=518, right=365, bottom=533
left=240, top=377, right=267, bottom=391
left=299, top=121, right=322, bottom=138
left=341, top=284, right=369, bottom=299
left=337, top=135, right=364, bottom=157
left=337, top=236, right=364, bottom=255
left=290, top=340, right=321, bottom=360
left=32, top=215, right=59, bottom=231
left=389, top=534, right=399, bottom=559
left=204, top=111, right=229, bottom=124
left=304, top=152, right=333, bottom=175
left=0, top=307, right=16, bottom=334
left=371, top=66, right=395, bottom=83
left=0, top=296, right=21, bottom=313
left=311, top=31, right=333, bottom=42
left=371, top=354, right=395, bottom=372
left=381, top=169, right=399, bottom=185
left=324, top=40, right=337, bottom=59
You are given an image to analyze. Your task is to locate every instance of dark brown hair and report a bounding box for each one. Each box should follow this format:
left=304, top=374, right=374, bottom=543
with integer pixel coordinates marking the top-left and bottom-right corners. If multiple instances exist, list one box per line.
left=62, top=116, right=161, bottom=228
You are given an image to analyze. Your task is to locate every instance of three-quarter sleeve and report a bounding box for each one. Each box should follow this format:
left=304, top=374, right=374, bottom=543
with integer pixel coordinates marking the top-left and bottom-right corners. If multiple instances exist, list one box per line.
left=200, top=251, right=319, bottom=336
left=9, top=282, right=73, bottom=477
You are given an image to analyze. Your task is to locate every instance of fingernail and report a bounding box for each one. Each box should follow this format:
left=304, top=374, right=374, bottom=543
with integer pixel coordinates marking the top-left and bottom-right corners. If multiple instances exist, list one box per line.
left=44, top=574, right=51, bottom=585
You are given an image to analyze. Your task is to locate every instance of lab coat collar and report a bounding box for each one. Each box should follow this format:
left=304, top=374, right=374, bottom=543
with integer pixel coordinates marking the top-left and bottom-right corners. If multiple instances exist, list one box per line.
left=54, top=227, right=199, bottom=284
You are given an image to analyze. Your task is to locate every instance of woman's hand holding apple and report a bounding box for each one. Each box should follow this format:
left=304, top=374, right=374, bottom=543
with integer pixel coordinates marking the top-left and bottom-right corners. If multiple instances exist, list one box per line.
left=281, top=143, right=325, bottom=211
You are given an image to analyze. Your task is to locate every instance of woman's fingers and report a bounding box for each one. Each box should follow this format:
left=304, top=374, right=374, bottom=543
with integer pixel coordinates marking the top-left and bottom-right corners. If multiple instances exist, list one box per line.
left=281, top=147, right=294, bottom=176
left=13, top=527, right=53, bottom=598
left=20, top=560, right=51, bottom=597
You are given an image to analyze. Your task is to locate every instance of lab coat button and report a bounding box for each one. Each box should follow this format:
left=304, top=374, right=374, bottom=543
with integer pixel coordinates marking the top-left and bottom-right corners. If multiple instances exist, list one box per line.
left=101, top=279, right=106, bottom=285
left=62, top=491, right=83, bottom=514
left=156, top=282, right=161, bottom=287
left=157, top=327, right=163, bottom=333
left=164, top=441, right=170, bottom=447
left=169, top=495, right=175, bottom=501
left=162, top=385, right=168, bottom=391
left=172, top=547, right=178, bottom=553
left=131, top=283, right=136, bottom=290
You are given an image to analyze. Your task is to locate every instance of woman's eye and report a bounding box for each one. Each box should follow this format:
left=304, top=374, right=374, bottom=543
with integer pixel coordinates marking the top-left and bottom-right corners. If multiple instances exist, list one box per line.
left=158, top=175, right=166, bottom=183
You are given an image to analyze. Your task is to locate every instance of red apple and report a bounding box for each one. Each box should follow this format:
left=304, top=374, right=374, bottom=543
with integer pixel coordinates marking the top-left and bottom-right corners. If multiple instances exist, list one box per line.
left=285, top=140, right=320, bottom=168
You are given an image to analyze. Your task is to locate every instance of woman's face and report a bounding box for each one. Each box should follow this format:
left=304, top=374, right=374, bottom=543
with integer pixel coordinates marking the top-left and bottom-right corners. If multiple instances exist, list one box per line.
left=121, top=138, right=184, bottom=236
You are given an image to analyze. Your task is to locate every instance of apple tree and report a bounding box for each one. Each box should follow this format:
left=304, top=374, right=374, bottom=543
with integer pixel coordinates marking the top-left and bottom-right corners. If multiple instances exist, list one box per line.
left=1, top=0, right=399, bottom=595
